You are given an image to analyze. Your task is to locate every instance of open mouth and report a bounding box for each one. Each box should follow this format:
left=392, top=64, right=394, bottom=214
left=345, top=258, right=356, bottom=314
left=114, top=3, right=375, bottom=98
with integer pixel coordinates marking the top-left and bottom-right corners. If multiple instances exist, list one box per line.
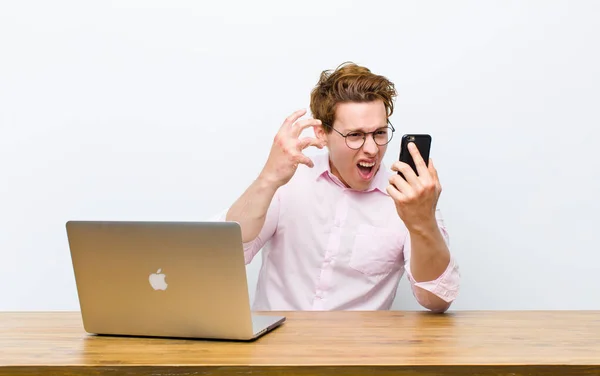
left=357, top=161, right=376, bottom=180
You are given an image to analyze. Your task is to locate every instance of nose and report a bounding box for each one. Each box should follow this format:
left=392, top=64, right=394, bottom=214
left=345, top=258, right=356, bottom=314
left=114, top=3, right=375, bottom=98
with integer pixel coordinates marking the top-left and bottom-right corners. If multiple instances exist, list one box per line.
left=362, top=134, right=379, bottom=155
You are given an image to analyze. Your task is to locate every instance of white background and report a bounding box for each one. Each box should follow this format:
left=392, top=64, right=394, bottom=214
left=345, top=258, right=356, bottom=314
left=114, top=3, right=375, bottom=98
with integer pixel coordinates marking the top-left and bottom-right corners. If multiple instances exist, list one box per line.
left=2, top=0, right=599, bottom=311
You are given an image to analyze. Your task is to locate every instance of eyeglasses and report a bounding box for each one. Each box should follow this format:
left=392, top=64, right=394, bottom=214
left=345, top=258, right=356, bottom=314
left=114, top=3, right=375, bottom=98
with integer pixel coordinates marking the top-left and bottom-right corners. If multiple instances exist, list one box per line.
left=326, top=122, right=395, bottom=150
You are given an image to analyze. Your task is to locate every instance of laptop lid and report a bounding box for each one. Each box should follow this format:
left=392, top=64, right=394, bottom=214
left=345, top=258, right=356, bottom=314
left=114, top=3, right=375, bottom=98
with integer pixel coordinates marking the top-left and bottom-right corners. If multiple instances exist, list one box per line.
left=65, top=220, right=267, bottom=340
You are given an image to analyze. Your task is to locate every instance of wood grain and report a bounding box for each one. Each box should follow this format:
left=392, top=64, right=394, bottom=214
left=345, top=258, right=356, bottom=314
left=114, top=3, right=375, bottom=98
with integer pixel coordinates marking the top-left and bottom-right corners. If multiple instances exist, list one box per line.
left=1, top=310, right=599, bottom=375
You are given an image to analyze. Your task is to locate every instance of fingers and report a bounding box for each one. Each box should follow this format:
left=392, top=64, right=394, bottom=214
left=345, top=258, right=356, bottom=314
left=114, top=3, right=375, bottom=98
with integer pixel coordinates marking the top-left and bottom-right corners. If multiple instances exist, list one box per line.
left=295, top=137, right=324, bottom=169
left=391, top=161, right=421, bottom=187
left=279, top=109, right=323, bottom=142
left=389, top=173, right=413, bottom=196
left=292, top=118, right=322, bottom=137
left=408, top=143, right=428, bottom=177
left=281, top=108, right=307, bottom=131
left=296, top=154, right=314, bottom=168
left=429, top=158, right=442, bottom=193
left=386, top=183, right=406, bottom=203
left=299, top=137, right=326, bottom=150
left=276, top=109, right=325, bottom=171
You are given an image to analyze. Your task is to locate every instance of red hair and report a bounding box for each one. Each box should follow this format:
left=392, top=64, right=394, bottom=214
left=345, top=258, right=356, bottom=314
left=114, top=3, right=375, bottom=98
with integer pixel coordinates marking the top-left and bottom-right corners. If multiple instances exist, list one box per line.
left=310, top=62, right=397, bottom=132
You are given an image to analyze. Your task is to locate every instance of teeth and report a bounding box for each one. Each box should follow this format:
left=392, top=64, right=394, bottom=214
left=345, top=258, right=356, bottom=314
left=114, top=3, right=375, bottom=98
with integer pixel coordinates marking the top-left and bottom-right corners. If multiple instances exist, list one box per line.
left=358, top=162, right=375, bottom=168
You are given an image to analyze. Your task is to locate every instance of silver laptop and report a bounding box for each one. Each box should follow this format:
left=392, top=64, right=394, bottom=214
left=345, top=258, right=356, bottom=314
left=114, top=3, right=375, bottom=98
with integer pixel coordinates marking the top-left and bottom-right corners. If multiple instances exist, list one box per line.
left=65, top=220, right=285, bottom=341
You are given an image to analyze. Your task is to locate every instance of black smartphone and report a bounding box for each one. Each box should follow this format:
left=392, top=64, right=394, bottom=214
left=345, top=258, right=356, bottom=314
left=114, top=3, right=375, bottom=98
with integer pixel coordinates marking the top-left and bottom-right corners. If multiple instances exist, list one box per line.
left=398, top=134, right=432, bottom=178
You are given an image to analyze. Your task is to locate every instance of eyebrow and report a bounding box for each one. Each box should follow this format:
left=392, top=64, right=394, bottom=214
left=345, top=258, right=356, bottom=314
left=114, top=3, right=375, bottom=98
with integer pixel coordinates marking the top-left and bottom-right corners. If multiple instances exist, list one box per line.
left=346, top=125, right=388, bottom=133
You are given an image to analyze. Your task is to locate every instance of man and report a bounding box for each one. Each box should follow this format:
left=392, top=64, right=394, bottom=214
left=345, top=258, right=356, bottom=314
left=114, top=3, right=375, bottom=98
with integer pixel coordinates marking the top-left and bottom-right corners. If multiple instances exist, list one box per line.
left=223, top=62, right=460, bottom=312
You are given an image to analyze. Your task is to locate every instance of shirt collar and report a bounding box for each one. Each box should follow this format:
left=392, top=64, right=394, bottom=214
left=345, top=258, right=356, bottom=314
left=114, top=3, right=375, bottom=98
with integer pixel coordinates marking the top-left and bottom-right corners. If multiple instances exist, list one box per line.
left=313, top=152, right=390, bottom=195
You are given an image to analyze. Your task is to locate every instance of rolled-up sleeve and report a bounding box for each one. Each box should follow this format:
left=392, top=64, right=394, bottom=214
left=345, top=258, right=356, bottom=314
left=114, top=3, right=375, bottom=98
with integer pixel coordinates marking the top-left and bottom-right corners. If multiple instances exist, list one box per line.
left=402, top=210, right=461, bottom=308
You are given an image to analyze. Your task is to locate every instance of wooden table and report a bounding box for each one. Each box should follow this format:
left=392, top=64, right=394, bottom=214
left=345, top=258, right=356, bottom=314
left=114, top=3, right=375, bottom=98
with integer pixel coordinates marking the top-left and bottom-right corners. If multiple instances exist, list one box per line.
left=1, top=311, right=599, bottom=375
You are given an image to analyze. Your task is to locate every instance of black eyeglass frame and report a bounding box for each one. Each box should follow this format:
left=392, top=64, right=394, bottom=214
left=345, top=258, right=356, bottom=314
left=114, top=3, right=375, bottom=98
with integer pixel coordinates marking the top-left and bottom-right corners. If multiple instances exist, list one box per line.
left=324, top=121, right=396, bottom=150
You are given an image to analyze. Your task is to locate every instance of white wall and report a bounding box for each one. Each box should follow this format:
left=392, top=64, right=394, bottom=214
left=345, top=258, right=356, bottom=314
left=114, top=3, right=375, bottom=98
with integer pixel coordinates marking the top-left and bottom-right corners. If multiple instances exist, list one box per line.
left=2, top=0, right=599, bottom=311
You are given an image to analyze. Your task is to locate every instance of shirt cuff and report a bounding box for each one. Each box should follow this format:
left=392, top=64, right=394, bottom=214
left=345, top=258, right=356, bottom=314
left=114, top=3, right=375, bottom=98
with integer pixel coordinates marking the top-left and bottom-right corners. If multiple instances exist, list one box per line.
left=408, top=255, right=460, bottom=303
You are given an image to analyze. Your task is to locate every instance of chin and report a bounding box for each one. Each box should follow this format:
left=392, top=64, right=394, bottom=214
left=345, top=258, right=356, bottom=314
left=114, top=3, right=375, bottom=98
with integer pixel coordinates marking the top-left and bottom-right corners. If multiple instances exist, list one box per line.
left=354, top=164, right=379, bottom=189
left=331, top=159, right=379, bottom=191
left=356, top=182, right=373, bottom=191
left=346, top=177, right=373, bottom=191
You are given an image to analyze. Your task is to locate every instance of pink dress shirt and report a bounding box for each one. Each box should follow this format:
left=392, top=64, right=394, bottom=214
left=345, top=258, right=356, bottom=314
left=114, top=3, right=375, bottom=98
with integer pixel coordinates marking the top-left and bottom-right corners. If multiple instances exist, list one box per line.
left=221, top=152, right=460, bottom=311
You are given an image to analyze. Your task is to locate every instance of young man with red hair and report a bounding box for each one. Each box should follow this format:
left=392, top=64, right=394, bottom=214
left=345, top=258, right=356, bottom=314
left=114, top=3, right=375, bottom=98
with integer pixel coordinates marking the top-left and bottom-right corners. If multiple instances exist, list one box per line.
left=225, top=62, right=460, bottom=312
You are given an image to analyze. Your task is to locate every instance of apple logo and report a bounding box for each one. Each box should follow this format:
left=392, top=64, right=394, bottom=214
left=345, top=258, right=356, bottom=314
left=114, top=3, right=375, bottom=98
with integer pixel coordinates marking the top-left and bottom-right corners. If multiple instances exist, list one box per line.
left=149, top=268, right=167, bottom=291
